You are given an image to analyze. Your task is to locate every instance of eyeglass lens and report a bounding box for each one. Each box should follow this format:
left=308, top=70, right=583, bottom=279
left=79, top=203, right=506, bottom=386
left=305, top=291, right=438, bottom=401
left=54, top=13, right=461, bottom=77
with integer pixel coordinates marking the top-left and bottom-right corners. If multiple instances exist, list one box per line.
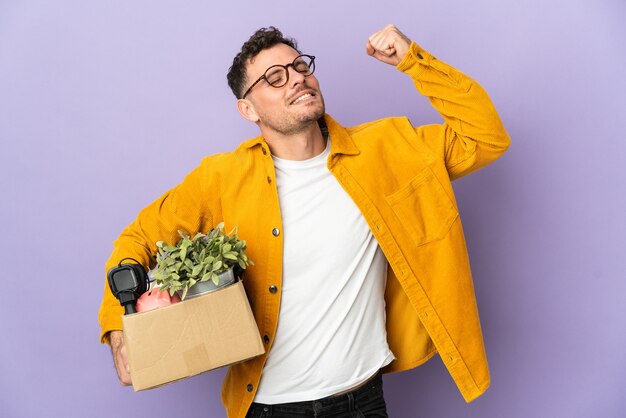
left=265, top=55, right=314, bottom=88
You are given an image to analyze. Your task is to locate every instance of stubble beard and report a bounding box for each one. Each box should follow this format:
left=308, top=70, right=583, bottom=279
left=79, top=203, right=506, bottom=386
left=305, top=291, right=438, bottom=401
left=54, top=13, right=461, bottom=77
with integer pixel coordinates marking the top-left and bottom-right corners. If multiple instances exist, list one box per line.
left=258, top=95, right=326, bottom=137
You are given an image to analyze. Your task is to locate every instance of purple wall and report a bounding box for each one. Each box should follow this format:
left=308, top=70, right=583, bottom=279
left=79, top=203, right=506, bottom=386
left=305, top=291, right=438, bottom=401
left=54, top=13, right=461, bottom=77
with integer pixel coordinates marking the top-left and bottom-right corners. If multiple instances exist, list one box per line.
left=1, top=1, right=624, bottom=417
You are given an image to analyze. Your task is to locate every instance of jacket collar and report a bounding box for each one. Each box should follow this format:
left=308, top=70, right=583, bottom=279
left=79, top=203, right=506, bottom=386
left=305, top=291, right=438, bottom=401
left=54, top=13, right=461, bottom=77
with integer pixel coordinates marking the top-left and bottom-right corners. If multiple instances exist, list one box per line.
left=241, top=114, right=360, bottom=156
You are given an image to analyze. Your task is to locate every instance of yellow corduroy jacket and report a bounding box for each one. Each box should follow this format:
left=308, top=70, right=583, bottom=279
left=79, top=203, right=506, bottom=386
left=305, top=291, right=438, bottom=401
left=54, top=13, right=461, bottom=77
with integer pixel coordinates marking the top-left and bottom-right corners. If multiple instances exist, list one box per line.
left=99, top=42, right=510, bottom=417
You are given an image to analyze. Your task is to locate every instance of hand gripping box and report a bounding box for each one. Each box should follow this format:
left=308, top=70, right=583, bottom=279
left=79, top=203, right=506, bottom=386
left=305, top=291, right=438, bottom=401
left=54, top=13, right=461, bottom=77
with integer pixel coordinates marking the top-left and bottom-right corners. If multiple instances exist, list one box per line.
left=122, top=280, right=265, bottom=391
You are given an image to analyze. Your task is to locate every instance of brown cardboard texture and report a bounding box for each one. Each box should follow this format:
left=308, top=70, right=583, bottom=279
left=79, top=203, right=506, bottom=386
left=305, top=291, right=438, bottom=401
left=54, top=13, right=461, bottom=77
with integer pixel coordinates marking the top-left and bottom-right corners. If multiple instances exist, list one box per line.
left=122, top=281, right=264, bottom=391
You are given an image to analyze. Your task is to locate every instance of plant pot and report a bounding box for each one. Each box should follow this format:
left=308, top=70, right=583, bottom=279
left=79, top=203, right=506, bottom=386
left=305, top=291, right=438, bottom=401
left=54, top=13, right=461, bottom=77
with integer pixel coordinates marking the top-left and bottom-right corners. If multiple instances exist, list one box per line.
left=179, top=268, right=236, bottom=299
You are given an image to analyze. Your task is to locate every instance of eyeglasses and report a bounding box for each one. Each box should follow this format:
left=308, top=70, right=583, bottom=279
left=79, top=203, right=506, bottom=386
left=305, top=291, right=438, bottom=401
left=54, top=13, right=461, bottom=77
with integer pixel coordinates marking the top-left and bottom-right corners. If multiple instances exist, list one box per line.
left=241, top=54, right=316, bottom=99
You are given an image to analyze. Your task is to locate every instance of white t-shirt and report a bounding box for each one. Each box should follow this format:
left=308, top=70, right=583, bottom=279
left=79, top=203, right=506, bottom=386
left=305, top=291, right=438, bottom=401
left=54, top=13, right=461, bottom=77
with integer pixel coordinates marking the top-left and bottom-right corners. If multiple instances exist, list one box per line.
left=254, top=138, right=395, bottom=404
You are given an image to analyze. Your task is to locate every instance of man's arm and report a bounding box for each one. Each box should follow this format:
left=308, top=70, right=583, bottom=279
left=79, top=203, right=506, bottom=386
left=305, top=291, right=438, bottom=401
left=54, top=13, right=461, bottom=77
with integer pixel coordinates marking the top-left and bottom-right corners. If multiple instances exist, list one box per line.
left=98, top=161, right=214, bottom=384
left=367, top=24, right=510, bottom=180
left=108, top=330, right=131, bottom=385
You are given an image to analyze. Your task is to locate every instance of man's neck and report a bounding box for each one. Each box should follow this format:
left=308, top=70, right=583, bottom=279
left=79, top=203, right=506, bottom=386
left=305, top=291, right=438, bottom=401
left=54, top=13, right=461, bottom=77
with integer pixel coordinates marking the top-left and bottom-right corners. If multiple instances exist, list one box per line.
left=262, top=123, right=326, bottom=161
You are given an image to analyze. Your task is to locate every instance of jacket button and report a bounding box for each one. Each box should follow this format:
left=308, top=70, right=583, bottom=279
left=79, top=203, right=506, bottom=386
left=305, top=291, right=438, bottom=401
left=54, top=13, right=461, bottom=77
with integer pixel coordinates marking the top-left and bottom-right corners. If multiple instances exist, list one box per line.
left=261, top=147, right=267, bottom=155
left=267, top=176, right=272, bottom=184
left=263, top=335, right=270, bottom=344
left=269, top=285, right=278, bottom=294
left=272, top=228, right=280, bottom=236
left=417, top=52, right=424, bottom=60
left=246, top=383, right=253, bottom=392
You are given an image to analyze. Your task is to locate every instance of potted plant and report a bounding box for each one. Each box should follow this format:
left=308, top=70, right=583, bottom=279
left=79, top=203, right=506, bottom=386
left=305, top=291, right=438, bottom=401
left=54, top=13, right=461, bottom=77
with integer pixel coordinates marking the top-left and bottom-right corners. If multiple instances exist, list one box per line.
left=152, top=222, right=253, bottom=300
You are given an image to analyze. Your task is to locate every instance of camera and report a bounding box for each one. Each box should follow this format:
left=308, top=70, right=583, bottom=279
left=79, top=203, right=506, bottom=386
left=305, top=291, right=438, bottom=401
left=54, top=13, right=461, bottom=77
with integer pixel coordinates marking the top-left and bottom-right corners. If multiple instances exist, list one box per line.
left=107, top=259, right=150, bottom=314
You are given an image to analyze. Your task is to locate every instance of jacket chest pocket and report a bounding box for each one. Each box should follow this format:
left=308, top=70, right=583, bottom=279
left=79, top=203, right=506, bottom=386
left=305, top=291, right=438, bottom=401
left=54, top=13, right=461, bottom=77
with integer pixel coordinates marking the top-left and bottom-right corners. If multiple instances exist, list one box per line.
left=385, top=168, right=459, bottom=246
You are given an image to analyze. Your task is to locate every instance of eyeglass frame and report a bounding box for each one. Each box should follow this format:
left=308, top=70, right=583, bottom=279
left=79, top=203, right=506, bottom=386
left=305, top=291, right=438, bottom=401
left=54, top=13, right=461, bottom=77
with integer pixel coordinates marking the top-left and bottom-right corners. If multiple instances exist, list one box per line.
left=241, top=54, right=316, bottom=99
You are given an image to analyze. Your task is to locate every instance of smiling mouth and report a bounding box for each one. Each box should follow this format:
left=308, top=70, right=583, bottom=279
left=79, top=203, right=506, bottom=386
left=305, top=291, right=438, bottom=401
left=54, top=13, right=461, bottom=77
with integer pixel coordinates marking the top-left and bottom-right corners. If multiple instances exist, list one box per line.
left=290, top=92, right=315, bottom=105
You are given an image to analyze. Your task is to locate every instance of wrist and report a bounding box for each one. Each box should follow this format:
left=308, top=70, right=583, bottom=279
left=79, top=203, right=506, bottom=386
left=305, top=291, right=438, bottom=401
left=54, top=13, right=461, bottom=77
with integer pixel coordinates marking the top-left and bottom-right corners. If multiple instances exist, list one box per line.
left=107, top=330, right=124, bottom=347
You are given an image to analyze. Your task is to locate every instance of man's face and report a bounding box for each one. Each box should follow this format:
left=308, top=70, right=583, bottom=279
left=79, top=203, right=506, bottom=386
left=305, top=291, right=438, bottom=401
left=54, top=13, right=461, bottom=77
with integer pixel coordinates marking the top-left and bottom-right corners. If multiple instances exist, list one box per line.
left=242, top=43, right=325, bottom=136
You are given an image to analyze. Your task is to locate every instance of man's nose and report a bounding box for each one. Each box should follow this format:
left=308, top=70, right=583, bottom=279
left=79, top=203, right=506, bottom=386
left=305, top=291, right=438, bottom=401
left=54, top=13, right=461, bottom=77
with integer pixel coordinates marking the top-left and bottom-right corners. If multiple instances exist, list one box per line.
left=287, top=66, right=306, bottom=87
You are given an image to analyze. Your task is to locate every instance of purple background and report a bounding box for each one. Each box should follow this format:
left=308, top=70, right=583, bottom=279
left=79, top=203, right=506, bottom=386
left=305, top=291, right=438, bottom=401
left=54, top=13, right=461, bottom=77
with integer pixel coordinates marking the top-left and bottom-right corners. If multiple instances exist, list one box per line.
left=1, top=1, right=624, bottom=417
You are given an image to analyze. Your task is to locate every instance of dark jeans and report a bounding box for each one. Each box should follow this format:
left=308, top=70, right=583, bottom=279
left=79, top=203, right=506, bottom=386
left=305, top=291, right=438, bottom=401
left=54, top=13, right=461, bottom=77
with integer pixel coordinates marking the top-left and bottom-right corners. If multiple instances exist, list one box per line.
left=245, top=371, right=389, bottom=417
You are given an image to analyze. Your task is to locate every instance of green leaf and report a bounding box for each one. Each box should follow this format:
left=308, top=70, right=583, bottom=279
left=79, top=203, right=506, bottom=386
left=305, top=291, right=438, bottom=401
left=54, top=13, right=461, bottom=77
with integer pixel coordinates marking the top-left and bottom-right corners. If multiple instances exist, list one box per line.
left=192, top=265, right=203, bottom=276
left=181, top=286, right=188, bottom=300
left=180, top=247, right=187, bottom=261
left=201, top=272, right=211, bottom=282
left=222, top=243, right=232, bottom=254
left=212, top=260, right=223, bottom=271
left=211, top=273, right=219, bottom=286
left=164, top=245, right=177, bottom=252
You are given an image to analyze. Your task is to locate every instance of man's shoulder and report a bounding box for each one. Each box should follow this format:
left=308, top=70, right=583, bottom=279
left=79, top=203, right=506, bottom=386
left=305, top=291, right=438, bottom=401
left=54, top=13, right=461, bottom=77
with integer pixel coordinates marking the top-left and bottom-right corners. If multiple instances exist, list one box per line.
left=197, top=136, right=260, bottom=170
left=346, top=115, right=413, bottom=137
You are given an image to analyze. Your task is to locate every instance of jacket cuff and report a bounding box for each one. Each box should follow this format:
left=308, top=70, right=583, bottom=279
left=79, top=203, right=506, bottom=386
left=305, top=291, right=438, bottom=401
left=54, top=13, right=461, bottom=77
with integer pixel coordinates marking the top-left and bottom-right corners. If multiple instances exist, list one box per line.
left=99, top=312, right=123, bottom=345
left=396, top=41, right=432, bottom=77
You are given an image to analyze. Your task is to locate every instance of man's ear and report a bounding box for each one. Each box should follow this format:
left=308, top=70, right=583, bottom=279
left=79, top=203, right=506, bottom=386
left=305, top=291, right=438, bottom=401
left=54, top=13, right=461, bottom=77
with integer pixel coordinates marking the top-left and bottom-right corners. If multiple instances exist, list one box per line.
left=236, top=99, right=260, bottom=123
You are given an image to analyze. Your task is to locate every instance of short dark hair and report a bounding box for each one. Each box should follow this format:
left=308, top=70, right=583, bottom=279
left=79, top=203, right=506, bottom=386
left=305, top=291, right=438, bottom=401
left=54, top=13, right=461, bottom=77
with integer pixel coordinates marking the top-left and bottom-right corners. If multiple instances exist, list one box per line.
left=227, top=27, right=300, bottom=99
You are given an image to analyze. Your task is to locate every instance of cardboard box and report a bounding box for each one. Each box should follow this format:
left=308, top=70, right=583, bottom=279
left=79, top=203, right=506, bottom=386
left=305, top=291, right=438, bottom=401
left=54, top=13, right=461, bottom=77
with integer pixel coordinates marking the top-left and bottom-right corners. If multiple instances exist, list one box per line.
left=122, top=280, right=265, bottom=391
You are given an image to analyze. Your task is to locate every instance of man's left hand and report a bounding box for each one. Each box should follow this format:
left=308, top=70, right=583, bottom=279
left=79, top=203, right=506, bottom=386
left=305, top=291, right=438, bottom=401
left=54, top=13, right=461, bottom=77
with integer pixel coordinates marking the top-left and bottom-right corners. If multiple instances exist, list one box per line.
left=366, top=24, right=412, bottom=66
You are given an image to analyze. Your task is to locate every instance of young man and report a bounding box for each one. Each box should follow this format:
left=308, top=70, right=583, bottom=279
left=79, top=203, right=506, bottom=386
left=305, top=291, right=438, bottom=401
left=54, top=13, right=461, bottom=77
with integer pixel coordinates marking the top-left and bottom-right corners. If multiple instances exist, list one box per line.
left=99, top=24, right=510, bottom=418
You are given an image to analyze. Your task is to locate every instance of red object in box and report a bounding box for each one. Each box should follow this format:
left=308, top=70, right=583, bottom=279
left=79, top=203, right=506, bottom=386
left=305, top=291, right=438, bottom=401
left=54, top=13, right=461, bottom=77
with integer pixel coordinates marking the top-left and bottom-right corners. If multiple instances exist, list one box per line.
left=136, top=287, right=181, bottom=312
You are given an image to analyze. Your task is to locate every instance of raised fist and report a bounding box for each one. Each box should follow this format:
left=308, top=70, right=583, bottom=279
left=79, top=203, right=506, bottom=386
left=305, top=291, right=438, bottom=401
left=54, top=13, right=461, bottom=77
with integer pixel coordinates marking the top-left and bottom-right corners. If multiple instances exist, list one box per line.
left=366, top=24, right=412, bottom=66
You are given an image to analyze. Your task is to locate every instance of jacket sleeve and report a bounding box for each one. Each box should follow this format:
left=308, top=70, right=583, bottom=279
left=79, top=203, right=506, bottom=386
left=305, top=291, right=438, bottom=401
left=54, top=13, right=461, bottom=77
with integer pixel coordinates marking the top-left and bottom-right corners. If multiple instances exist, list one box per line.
left=397, top=42, right=510, bottom=181
left=97, top=161, right=213, bottom=344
